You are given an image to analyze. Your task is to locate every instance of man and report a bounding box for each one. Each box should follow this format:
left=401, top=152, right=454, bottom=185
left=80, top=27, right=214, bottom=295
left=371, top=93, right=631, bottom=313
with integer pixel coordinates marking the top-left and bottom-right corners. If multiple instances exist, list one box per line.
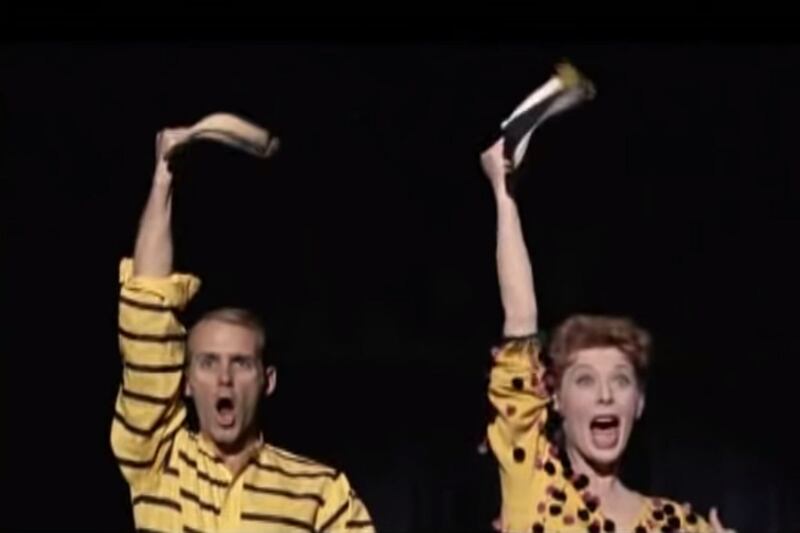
left=111, top=127, right=374, bottom=532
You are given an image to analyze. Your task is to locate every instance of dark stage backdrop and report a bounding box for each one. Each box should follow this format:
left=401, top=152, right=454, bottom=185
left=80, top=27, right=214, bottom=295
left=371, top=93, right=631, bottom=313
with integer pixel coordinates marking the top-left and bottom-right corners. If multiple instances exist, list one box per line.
left=6, top=43, right=800, bottom=533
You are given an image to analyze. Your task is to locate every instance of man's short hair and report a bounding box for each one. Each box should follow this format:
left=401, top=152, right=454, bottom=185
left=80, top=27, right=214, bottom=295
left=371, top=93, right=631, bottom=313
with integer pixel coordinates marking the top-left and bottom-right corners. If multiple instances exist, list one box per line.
left=190, top=307, right=267, bottom=361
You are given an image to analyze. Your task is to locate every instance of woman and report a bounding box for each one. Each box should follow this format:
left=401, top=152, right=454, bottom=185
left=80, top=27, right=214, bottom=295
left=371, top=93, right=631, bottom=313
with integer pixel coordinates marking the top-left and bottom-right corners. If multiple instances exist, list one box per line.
left=481, top=138, right=734, bottom=533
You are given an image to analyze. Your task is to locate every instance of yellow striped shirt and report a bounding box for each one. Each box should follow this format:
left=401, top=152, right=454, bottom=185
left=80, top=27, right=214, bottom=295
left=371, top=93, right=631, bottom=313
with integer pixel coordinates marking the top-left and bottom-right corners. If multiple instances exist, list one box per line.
left=111, top=258, right=375, bottom=533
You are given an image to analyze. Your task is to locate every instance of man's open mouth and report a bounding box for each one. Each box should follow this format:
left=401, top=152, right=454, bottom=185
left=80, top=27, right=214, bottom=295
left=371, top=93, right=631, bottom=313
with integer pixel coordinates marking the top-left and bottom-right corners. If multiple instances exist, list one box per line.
left=215, top=397, right=236, bottom=428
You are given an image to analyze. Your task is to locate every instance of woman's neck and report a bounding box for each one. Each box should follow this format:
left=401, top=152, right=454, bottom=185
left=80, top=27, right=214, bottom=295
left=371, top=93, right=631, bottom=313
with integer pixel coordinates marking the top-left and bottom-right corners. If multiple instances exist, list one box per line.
left=565, top=444, right=625, bottom=497
left=565, top=444, right=646, bottom=530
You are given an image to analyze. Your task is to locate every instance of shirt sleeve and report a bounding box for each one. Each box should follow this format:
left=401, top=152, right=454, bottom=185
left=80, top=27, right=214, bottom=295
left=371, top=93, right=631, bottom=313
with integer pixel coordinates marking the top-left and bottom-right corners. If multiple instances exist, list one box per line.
left=315, top=472, right=375, bottom=532
left=110, top=257, right=201, bottom=489
left=486, top=335, right=552, bottom=532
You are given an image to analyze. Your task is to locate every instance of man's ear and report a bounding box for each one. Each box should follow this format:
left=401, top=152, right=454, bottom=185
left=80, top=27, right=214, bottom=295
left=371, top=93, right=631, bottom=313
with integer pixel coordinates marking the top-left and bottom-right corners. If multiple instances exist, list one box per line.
left=264, top=365, right=277, bottom=397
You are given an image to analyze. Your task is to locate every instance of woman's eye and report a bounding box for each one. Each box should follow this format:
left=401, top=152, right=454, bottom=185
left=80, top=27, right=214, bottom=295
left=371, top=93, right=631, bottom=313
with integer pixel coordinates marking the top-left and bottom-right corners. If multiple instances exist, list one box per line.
left=614, top=374, right=632, bottom=387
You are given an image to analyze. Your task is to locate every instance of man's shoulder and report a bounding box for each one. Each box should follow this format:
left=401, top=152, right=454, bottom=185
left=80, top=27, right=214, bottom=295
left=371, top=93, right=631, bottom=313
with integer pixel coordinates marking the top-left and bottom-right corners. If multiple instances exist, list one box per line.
left=255, top=443, right=340, bottom=479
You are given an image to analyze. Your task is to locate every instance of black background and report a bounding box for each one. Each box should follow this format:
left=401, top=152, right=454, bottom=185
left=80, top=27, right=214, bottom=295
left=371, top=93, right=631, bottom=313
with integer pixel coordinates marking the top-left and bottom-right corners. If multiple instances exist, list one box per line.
left=6, top=41, right=800, bottom=532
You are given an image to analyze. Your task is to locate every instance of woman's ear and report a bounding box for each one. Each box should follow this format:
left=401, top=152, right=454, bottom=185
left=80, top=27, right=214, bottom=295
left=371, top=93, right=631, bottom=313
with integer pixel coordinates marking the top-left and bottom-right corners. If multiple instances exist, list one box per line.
left=636, top=393, right=645, bottom=420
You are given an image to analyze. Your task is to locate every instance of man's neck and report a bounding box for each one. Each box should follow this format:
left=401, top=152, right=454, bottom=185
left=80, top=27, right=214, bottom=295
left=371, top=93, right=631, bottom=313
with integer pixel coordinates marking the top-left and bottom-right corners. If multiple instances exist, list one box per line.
left=201, top=432, right=262, bottom=477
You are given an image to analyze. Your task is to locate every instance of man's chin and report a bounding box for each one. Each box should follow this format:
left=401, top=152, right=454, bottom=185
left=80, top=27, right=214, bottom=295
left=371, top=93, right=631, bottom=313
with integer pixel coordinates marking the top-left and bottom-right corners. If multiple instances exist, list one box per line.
left=209, top=425, right=243, bottom=447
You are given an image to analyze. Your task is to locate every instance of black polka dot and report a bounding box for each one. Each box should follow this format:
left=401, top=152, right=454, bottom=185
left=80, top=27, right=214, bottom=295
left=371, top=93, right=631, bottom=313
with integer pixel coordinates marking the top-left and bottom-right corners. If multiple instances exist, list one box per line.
left=512, top=377, right=524, bottom=390
left=512, top=447, right=525, bottom=462
left=562, top=466, right=573, bottom=479
left=552, top=489, right=567, bottom=502
left=586, top=499, right=599, bottom=513
left=573, top=474, right=589, bottom=490
left=603, top=519, right=616, bottom=532
left=687, top=513, right=698, bottom=524
left=667, top=516, right=681, bottom=529
left=660, top=526, right=673, bottom=533
left=532, top=524, right=544, bottom=533
left=577, top=508, right=590, bottom=522
left=549, top=504, right=562, bottom=516
left=635, top=526, right=647, bottom=533
left=663, top=503, right=675, bottom=516
left=544, top=461, right=556, bottom=475
left=588, top=523, right=601, bottom=533
left=653, top=510, right=665, bottom=521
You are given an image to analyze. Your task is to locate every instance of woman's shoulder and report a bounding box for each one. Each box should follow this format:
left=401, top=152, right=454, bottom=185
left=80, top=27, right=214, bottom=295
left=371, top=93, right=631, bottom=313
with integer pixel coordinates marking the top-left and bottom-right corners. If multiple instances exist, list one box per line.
left=640, top=495, right=712, bottom=532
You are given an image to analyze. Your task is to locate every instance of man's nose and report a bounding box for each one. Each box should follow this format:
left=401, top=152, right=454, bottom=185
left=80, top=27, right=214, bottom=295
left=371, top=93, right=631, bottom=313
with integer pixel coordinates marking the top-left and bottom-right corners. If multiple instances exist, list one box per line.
left=217, top=362, right=233, bottom=385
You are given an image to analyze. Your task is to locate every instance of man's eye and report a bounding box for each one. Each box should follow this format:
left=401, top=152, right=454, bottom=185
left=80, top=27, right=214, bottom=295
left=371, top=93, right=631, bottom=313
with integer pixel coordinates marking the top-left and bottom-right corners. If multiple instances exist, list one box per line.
left=233, top=357, right=255, bottom=370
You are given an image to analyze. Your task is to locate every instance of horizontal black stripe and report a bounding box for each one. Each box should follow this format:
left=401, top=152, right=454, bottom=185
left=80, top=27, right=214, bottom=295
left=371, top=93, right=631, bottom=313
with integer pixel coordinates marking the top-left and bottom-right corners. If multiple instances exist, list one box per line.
left=240, top=513, right=315, bottom=532
left=183, top=527, right=207, bottom=533
left=178, top=450, right=197, bottom=469
left=197, top=446, right=224, bottom=464
left=164, top=465, right=179, bottom=477
left=243, top=483, right=324, bottom=505
left=197, top=469, right=229, bottom=488
left=125, top=361, right=184, bottom=373
left=114, top=409, right=166, bottom=437
left=136, top=529, right=172, bottom=533
left=319, top=500, right=349, bottom=532
left=132, top=494, right=181, bottom=512
left=180, top=489, right=220, bottom=515
left=177, top=451, right=228, bottom=487
left=119, top=326, right=186, bottom=343
left=269, top=447, right=323, bottom=466
left=120, top=294, right=180, bottom=313
left=250, top=459, right=338, bottom=479
left=115, top=425, right=181, bottom=469
left=186, top=434, right=228, bottom=465
left=122, top=387, right=175, bottom=406
left=346, top=520, right=374, bottom=528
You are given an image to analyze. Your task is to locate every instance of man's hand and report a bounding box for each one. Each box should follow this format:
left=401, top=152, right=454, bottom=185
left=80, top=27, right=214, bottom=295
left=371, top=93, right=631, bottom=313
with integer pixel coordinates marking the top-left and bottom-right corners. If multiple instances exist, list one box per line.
left=153, top=128, right=190, bottom=186
left=480, top=138, right=511, bottom=196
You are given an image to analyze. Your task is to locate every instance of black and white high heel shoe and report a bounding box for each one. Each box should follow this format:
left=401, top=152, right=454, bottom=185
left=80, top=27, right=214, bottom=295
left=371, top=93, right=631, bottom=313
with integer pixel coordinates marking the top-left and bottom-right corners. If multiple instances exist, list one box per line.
left=501, top=62, right=595, bottom=192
